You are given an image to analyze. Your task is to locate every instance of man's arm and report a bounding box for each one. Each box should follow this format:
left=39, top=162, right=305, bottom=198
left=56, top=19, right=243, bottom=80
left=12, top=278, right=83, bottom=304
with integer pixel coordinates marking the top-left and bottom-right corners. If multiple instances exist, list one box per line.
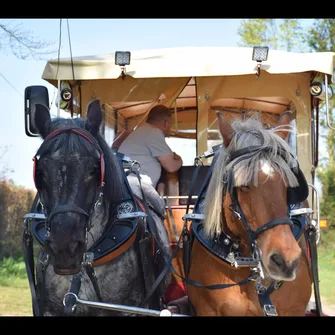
left=157, top=152, right=183, bottom=173
left=147, top=129, right=183, bottom=173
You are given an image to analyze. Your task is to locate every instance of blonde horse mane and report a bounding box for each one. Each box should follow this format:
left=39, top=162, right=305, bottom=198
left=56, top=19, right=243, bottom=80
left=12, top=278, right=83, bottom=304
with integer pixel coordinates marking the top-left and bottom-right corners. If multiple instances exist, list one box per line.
left=203, top=117, right=300, bottom=239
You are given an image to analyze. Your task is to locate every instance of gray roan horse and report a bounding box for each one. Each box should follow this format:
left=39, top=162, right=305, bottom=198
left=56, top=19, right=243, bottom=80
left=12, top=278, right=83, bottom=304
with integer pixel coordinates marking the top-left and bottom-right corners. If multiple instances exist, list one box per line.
left=30, top=99, right=171, bottom=316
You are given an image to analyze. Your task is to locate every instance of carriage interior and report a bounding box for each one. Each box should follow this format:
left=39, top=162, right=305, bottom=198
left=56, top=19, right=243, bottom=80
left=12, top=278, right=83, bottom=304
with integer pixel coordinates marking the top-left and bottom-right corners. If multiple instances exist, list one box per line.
left=83, top=77, right=298, bottom=208
left=69, top=76, right=298, bottom=282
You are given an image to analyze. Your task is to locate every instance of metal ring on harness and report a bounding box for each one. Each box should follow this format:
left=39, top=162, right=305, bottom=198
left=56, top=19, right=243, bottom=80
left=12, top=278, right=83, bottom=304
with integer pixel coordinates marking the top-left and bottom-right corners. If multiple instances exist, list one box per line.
left=130, top=160, right=141, bottom=174
left=194, top=156, right=203, bottom=167
left=63, top=292, right=78, bottom=312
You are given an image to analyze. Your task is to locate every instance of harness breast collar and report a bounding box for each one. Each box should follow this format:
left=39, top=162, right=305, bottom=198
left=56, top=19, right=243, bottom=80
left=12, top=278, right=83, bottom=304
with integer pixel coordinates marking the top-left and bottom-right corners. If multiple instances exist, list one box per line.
left=31, top=126, right=155, bottom=267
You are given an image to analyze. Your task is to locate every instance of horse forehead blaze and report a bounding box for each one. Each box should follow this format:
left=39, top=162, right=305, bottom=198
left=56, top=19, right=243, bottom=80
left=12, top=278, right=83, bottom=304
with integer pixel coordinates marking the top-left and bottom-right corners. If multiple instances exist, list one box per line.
left=260, top=160, right=274, bottom=176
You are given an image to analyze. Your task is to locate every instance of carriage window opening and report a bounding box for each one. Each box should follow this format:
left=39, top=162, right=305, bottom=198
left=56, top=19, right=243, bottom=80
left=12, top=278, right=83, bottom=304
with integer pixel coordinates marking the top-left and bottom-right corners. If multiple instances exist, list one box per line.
left=288, top=118, right=297, bottom=157
left=103, top=124, right=115, bottom=148
left=206, top=97, right=298, bottom=163
left=166, top=137, right=196, bottom=166
left=205, top=108, right=222, bottom=165
left=166, top=107, right=197, bottom=166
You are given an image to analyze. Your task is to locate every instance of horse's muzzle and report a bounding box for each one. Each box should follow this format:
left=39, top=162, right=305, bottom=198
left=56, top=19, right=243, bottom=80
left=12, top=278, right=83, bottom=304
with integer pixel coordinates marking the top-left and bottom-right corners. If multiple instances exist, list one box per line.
left=267, top=251, right=301, bottom=281
left=54, top=265, right=82, bottom=276
left=44, top=239, right=86, bottom=275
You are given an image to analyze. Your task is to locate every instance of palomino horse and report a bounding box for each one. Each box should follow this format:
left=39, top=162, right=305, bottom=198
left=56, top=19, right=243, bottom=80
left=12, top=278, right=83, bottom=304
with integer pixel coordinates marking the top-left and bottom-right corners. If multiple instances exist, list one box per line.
left=31, top=99, right=171, bottom=316
left=186, top=114, right=312, bottom=316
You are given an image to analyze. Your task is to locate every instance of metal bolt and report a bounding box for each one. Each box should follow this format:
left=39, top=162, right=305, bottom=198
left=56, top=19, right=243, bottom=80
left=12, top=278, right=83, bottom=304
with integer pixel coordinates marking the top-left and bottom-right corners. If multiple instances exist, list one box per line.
left=232, top=243, right=239, bottom=249
left=223, top=238, right=230, bottom=245
left=227, top=252, right=234, bottom=261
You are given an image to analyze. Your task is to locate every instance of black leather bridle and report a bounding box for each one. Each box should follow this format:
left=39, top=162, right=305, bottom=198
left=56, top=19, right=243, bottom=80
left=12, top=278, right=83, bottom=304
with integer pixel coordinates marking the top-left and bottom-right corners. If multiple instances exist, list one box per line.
left=223, top=145, right=295, bottom=256
left=33, top=126, right=105, bottom=235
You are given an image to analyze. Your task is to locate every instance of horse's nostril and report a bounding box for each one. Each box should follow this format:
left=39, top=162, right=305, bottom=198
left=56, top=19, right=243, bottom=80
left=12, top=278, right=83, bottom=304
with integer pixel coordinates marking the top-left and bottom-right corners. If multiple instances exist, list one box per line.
left=69, top=242, right=79, bottom=256
left=270, top=253, right=284, bottom=268
left=69, top=241, right=86, bottom=257
left=291, top=258, right=300, bottom=271
left=44, top=240, right=55, bottom=257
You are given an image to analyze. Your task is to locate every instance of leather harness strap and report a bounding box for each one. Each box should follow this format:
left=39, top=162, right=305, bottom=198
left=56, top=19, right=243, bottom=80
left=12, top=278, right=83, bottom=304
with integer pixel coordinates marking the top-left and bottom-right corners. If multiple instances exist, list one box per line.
left=307, top=227, right=323, bottom=316
left=92, top=228, right=138, bottom=266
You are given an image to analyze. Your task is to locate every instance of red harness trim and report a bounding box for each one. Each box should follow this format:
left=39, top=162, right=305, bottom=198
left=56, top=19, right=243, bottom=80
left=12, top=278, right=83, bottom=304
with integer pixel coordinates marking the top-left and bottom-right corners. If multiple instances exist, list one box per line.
left=136, top=198, right=146, bottom=213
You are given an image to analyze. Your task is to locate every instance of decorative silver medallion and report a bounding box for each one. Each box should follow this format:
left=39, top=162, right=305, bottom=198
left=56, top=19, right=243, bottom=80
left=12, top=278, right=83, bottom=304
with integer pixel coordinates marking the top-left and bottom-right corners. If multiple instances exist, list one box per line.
left=117, top=202, right=134, bottom=215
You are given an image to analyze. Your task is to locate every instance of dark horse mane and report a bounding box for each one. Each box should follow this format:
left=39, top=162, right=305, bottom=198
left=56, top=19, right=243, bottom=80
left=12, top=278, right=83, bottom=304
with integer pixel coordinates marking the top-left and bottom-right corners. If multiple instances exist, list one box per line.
left=36, top=117, right=124, bottom=204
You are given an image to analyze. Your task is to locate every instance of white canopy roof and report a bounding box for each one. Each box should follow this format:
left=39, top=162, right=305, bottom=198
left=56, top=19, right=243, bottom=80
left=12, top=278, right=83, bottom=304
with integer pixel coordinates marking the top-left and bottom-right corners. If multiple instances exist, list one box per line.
left=42, top=46, right=335, bottom=83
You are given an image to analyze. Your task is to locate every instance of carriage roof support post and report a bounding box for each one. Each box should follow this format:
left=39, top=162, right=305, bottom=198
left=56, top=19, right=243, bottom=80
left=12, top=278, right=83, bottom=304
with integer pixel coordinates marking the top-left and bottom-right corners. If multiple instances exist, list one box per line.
left=57, top=79, right=60, bottom=118
left=196, top=78, right=208, bottom=156
left=324, top=74, right=335, bottom=130
left=196, top=76, right=238, bottom=156
left=196, top=77, right=220, bottom=156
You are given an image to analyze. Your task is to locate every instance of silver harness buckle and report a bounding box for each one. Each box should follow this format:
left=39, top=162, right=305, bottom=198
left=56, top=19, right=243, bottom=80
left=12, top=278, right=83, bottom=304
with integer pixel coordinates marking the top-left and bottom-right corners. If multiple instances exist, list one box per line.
left=263, top=304, right=278, bottom=316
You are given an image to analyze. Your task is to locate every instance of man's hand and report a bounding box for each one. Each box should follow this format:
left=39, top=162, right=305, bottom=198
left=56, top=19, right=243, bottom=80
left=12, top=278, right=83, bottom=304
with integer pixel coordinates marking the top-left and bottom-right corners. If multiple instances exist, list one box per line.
left=173, top=152, right=182, bottom=162
left=158, top=152, right=183, bottom=173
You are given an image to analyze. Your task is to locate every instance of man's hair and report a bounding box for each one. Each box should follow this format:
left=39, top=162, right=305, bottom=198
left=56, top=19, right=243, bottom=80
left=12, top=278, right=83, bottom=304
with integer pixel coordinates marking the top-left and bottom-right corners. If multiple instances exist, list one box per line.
left=146, top=104, right=172, bottom=124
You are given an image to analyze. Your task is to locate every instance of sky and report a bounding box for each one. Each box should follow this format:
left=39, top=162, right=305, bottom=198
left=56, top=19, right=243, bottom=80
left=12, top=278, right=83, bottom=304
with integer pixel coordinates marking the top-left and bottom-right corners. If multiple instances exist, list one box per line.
left=0, top=18, right=316, bottom=191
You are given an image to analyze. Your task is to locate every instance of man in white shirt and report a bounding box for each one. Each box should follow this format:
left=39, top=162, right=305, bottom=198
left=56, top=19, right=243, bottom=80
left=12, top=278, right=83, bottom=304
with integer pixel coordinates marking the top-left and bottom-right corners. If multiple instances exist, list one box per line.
left=118, top=104, right=183, bottom=189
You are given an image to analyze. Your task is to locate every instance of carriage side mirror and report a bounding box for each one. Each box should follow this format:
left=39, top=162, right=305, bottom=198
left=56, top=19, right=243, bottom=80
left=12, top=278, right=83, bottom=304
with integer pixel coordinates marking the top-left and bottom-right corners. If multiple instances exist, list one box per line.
left=24, top=86, right=50, bottom=137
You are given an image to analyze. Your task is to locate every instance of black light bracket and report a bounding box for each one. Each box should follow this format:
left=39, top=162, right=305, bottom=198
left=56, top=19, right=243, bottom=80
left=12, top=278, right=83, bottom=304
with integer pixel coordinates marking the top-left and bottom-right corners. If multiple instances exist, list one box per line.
left=252, top=46, right=269, bottom=79
left=115, top=51, right=131, bottom=80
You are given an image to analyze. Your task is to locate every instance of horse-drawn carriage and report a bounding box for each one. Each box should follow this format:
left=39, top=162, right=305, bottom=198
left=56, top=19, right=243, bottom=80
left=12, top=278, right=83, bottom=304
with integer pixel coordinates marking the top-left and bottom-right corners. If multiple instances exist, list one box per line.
left=23, top=46, right=335, bottom=316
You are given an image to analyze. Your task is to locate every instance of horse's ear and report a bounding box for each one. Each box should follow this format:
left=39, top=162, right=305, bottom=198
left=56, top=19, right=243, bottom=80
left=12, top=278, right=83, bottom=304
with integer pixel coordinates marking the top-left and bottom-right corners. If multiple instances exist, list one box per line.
left=86, top=99, right=103, bottom=136
left=34, top=103, right=51, bottom=139
left=275, top=110, right=293, bottom=140
left=217, top=113, right=234, bottom=147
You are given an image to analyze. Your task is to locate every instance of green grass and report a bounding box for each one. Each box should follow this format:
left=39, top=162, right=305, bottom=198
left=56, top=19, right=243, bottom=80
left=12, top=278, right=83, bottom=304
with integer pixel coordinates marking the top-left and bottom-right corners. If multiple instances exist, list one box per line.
left=1, top=247, right=334, bottom=316
left=0, top=279, right=32, bottom=316
left=0, top=257, right=33, bottom=316
left=317, top=246, right=335, bottom=305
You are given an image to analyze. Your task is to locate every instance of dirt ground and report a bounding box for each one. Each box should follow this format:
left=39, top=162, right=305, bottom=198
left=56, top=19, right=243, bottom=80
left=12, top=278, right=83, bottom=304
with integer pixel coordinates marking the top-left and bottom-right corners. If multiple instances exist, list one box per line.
left=309, top=296, right=335, bottom=316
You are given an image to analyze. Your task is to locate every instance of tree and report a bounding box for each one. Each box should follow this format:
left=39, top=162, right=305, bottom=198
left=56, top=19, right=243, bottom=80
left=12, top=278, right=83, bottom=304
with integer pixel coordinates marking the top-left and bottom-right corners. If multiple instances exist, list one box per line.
left=306, top=19, right=335, bottom=235
left=0, top=180, right=35, bottom=258
left=237, top=19, right=269, bottom=47
left=237, top=19, right=306, bottom=52
left=278, top=19, right=304, bottom=52
left=307, top=19, right=335, bottom=52
left=0, top=146, right=14, bottom=182
left=0, top=19, right=55, bottom=60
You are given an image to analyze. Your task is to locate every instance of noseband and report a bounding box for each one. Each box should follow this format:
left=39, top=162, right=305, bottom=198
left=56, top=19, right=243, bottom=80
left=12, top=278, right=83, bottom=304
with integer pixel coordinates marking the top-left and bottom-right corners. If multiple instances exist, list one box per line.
left=33, top=126, right=105, bottom=234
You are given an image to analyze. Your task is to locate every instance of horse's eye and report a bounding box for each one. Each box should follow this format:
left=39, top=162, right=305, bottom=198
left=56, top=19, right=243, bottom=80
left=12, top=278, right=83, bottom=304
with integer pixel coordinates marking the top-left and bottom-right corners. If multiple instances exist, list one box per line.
left=89, top=166, right=98, bottom=176
left=37, top=171, right=47, bottom=182
left=240, top=185, right=250, bottom=191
